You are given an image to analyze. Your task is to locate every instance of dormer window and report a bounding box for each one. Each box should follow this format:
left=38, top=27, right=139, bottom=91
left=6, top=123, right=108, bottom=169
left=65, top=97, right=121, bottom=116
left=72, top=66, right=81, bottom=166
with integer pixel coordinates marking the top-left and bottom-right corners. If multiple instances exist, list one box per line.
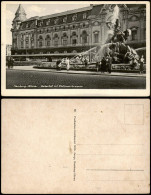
left=26, top=23, right=29, bottom=28
left=72, top=14, right=77, bottom=21
left=83, top=13, right=87, bottom=19
left=39, top=20, right=43, bottom=27
left=63, top=16, right=67, bottom=23
left=54, top=18, right=59, bottom=25
left=46, top=19, right=50, bottom=25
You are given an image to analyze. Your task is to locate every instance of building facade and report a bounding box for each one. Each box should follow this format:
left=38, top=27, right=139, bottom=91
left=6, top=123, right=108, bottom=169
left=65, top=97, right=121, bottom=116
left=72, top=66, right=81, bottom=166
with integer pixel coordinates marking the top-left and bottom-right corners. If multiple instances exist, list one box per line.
left=11, top=4, right=146, bottom=55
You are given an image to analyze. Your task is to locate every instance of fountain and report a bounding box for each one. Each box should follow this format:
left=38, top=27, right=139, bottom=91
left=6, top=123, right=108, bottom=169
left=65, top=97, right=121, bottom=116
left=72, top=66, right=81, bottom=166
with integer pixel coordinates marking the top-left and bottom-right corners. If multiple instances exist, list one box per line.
left=71, top=5, right=140, bottom=70
left=95, top=5, right=139, bottom=66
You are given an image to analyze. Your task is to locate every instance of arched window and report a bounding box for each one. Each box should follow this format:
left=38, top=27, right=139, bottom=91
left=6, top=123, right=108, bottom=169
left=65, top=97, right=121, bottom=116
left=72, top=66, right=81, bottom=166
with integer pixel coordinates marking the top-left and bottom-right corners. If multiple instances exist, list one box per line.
left=38, top=35, right=43, bottom=47
left=31, top=40, right=34, bottom=48
left=62, top=32, right=67, bottom=37
left=54, top=34, right=59, bottom=46
left=25, top=40, right=29, bottom=48
left=62, top=33, right=68, bottom=46
left=72, top=39, right=77, bottom=46
left=45, top=34, right=51, bottom=46
left=81, top=30, right=88, bottom=44
left=71, top=31, right=77, bottom=45
left=21, top=41, right=24, bottom=48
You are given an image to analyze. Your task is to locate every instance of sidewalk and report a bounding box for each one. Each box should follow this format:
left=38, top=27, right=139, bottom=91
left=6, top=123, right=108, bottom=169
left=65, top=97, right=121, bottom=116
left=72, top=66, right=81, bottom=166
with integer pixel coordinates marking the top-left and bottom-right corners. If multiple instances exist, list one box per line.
left=8, top=66, right=146, bottom=78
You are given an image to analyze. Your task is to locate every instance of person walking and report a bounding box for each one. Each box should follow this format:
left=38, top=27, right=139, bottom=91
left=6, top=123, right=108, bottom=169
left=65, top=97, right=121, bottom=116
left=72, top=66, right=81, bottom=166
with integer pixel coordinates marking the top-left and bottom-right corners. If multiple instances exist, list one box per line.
left=106, top=55, right=112, bottom=74
left=66, top=58, right=70, bottom=71
left=96, top=61, right=100, bottom=72
left=84, top=58, right=88, bottom=67
left=56, top=59, right=62, bottom=71
left=139, top=55, right=144, bottom=74
left=101, top=57, right=106, bottom=73
left=9, top=57, right=14, bottom=69
left=108, top=56, right=112, bottom=74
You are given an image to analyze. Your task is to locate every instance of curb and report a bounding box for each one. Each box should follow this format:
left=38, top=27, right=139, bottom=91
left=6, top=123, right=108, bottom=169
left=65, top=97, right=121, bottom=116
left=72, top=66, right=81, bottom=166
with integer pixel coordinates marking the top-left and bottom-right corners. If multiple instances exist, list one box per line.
left=7, top=68, right=146, bottom=78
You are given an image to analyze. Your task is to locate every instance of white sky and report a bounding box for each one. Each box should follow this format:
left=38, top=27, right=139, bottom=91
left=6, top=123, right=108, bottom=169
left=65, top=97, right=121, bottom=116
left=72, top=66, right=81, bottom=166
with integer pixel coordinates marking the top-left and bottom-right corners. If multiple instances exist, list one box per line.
left=6, top=4, right=90, bottom=45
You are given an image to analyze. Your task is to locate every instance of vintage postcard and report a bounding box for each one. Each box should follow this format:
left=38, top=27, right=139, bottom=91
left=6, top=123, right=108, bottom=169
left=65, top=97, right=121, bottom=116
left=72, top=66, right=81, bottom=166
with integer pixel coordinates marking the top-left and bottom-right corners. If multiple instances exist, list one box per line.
left=2, top=99, right=150, bottom=193
left=1, top=1, right=150, bottom=96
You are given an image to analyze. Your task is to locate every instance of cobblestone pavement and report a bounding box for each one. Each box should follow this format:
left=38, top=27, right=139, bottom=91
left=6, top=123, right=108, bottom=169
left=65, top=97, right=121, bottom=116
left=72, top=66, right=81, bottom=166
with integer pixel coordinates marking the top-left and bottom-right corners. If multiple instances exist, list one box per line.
left=6, top=69, right=146, bottom=89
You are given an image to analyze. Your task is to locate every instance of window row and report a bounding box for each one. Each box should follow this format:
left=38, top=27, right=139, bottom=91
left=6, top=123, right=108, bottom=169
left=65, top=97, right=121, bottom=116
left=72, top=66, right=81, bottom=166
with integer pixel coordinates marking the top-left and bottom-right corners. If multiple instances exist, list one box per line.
left=19, top=32, right=100, bottom=48
left=36, top=23, right=89, bottom=33
left=37, top=12, right=87, bottom=27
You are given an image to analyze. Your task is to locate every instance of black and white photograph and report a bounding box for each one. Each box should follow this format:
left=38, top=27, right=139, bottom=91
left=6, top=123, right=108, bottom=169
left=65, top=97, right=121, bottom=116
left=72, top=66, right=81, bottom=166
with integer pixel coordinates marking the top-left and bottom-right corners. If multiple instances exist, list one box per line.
left=1, top=1, right=150, bottom=96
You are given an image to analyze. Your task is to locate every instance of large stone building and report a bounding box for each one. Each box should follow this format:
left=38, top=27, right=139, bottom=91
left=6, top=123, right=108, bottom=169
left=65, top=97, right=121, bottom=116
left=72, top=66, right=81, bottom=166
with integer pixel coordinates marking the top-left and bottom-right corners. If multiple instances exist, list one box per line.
left=11, top=4, right=146, bottom=56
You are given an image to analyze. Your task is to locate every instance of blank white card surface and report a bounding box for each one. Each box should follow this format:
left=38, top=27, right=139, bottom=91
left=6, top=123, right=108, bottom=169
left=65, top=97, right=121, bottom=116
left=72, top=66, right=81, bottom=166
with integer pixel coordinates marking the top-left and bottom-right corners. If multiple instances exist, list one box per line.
left=2, top=99, right=150, bottom=194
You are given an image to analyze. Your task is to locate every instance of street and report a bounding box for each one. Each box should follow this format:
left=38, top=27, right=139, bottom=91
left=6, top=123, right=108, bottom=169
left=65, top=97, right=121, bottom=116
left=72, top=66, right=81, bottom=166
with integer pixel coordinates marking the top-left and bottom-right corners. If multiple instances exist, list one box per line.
left=6, top=69, right=146, bottom=89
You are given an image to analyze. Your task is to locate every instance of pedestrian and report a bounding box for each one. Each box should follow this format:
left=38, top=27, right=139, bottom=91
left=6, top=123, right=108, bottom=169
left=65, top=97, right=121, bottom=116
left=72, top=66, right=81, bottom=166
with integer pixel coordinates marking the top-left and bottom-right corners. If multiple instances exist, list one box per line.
left=131, top=58, right=137, bottom=70
left=8, top=57, right=14, bottom=69
left=66, top=57, right=70, bottom=71
left=84, top=58, right=88, bottom=66
left=96, top=61, right=100, bottom=72
left=56, top=59, right=62, bottom=70
left=101, top=57, right=106, bottom=73
left=106, top=55, right=112, bottom=74
left=109, top=56, right=112, bottom=73
left=139, top=55, right=144, bottom=74
left=7, top=57, right=10, bottom=69
left=48, top=56, right=52, bottom=62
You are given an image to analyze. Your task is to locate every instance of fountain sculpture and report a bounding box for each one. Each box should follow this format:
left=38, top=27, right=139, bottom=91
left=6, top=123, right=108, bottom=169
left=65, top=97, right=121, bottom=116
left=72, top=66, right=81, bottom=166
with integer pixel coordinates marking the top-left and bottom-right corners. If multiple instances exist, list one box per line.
left=95, top=5, right=139, bottom=64
left=72, top=5, right=139, bottom=67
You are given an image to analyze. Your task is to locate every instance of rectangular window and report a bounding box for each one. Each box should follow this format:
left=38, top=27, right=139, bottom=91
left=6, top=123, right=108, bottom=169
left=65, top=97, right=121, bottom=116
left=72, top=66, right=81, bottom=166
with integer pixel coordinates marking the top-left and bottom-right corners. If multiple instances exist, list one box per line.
left=54, top=40, right=58, bottom=46
left=26, top=41, right=29, bottom=48
left=21, top=41, right=24, bottom=48
left=132, top=30, right=137, bottom=41
left=72, top=39, right=77, bottom=45
left=82, top=37, right=87, bottom=44
left=39, top=41, right=42, bottom=47
left=63, top=39, right=67, bottom=46
left=31, top=41, right=34, bottom=48
left=94, top=34, right=99, bottom=43
left=47, top=41, right=50, bottom=46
